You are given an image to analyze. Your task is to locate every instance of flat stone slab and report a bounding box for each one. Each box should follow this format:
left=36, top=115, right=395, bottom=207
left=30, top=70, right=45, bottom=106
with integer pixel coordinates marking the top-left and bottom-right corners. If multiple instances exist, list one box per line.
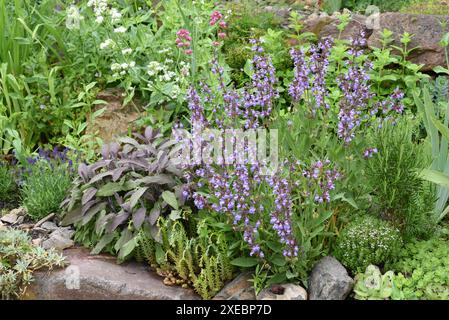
left=23, top=247, right=199, bottom=300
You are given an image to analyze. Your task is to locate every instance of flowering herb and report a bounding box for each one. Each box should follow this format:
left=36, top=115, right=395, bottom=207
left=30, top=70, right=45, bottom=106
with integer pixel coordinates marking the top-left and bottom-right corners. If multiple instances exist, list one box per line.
left=302, top=160, right=341, bottom=204
left=176, top=29, right=193, bottom=55
left=289, top=38, right=333, bottom=116
left=289, top=31, right=405, bottom=145
left=181, top=43, right=295, bottom=260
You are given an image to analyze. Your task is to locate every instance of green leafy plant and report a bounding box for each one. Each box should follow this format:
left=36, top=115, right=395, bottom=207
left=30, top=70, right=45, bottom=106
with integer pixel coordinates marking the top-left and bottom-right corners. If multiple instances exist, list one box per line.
left=386, top=237, right=449, bottom=300
left=354, top=265, right=403, bottom=300
left=364, top=119, right=437, bottom=239
left=334, top=215, right=402, bottom=273
left=322, top=0, right=343, bottom=14
left=0, top=228, right=66, bottom=300
left=369, top=31, right=428, bottom=109
left=61, top=126, right=189, bottom=261
left=415, top=85, right=449, bottom=222
left=21, top=159, right=73, bottom=221
left=0, top=162, right=16, bottom=205
left=136, top=218, right=234, bottom=299
left=342, top=0, right=411, bottom=12
left=401, top=0, right=449, bottom=15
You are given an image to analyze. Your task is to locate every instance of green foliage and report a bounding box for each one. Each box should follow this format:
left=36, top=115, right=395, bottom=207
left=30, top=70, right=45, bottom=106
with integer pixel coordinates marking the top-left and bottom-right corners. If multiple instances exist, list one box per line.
left=61, top=127, right=189, bottom=261
left=0, top=228, right=66, bottom=300
left=364, top=120, right=437, bottom=239
left=342, top=0, right=411, bottom=12
left=21, top=160, right=73, bottom=221
left=225, top=1, right=282, bottom=42
left=322, top=0, right=343, bottom=14
left=136, top=218, right=234, bottom=299
left=369, top=31, right=428, bottom=109
left=0, top=162, right=16, bottom=204
left=414, top=85, right=449, bottom=222
left=334, top=215, right=402, bottom=273
left=386, top=237, right=449, bottom=300
left=354, top=265, right=403, bottom=300
left=0, top=0, right=79, bottom=155
left=223, top=0, right=283, bottom=83
left=401, top=0, right=449, bottom=15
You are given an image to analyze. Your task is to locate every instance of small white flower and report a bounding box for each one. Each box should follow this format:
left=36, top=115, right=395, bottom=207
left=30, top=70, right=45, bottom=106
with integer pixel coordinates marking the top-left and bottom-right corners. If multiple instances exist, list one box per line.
left=100, top=39, right=114, bottom=50
left=122, top=48, right=132, bottom=55
left=110, top=63, right=121, bottom=71
left=171, top=85, right=181, bottom=99
left=147, top=61, right=163, bottom=76
left=181, top=66, right=190, bottom=77
left=120, top=70, right=126, bottom=75
left=114, top=26, right=127, bottom=33
left=129, top=61, right=136, bottom=68
left=95, top=15, right=104, bottom=24
left=66, top=5, right=83, bottom=30
left=110, top=8, right=122, bottom=24
left=160, top=71, right=175, bottom=82
left=158, top=48, right=170, bottom=54
left=120, top=63, right=129, bottom=69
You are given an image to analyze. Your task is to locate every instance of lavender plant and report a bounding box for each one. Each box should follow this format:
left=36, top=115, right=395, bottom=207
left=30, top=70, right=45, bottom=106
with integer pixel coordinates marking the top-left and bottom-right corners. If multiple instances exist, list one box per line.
left=20, top=147, right=76, bottom=221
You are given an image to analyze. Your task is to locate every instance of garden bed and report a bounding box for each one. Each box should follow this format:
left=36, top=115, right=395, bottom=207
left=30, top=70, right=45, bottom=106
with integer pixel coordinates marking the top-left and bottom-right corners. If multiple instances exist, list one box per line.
left=2, top=0, right=449, bottom=301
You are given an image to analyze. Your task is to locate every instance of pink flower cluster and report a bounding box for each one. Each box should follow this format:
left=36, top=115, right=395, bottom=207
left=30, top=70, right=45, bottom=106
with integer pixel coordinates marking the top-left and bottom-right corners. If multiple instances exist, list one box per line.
left=176, top=29, right=193, bottom=55
left=210, top=10, right=227, bottom=46
left=210, top=11, right=222, bottom=26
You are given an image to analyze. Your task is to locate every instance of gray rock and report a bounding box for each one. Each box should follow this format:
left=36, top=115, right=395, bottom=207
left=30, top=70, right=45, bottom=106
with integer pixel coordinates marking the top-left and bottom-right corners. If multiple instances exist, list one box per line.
left=9, top=207, right=27, bottom=217
left=1, top=213, right=19, bottom=224
left=257, top=283, right=307, bottom=300
left=40, top=221, right=59, bottom=231
left=1, top=207, right=27, bottom=225
left=302, top=13, right=368, bottom=44
left=213, top=272, right=256, bottom=300
left=32, top=238, right=43, bottom=246
left=42, top=234, right=74, bottom=251
left=257, top=288, right=277, bottom=300
left=308, top=256, right=353, bottom=300
left=282, top=284, right=308, bottom=300
left=54, top=227, right=75, bottom=239
left=29, top=227, right=51, bottom=240
left=23, top=247, right=199, bottom=300
left=41, top=228, right=75, bottom=251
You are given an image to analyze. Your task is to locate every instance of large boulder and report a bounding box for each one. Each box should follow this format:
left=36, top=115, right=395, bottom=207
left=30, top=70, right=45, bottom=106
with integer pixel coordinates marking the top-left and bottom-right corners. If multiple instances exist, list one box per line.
left=368, top=13, right=448, bottom=71
left=302, top=12, right=369, bottom=42
left=302, top=12, right=449, bottom=71
left=23, top=247, right=199, bottom=300
left=308, top=256, right=353, bottom=300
